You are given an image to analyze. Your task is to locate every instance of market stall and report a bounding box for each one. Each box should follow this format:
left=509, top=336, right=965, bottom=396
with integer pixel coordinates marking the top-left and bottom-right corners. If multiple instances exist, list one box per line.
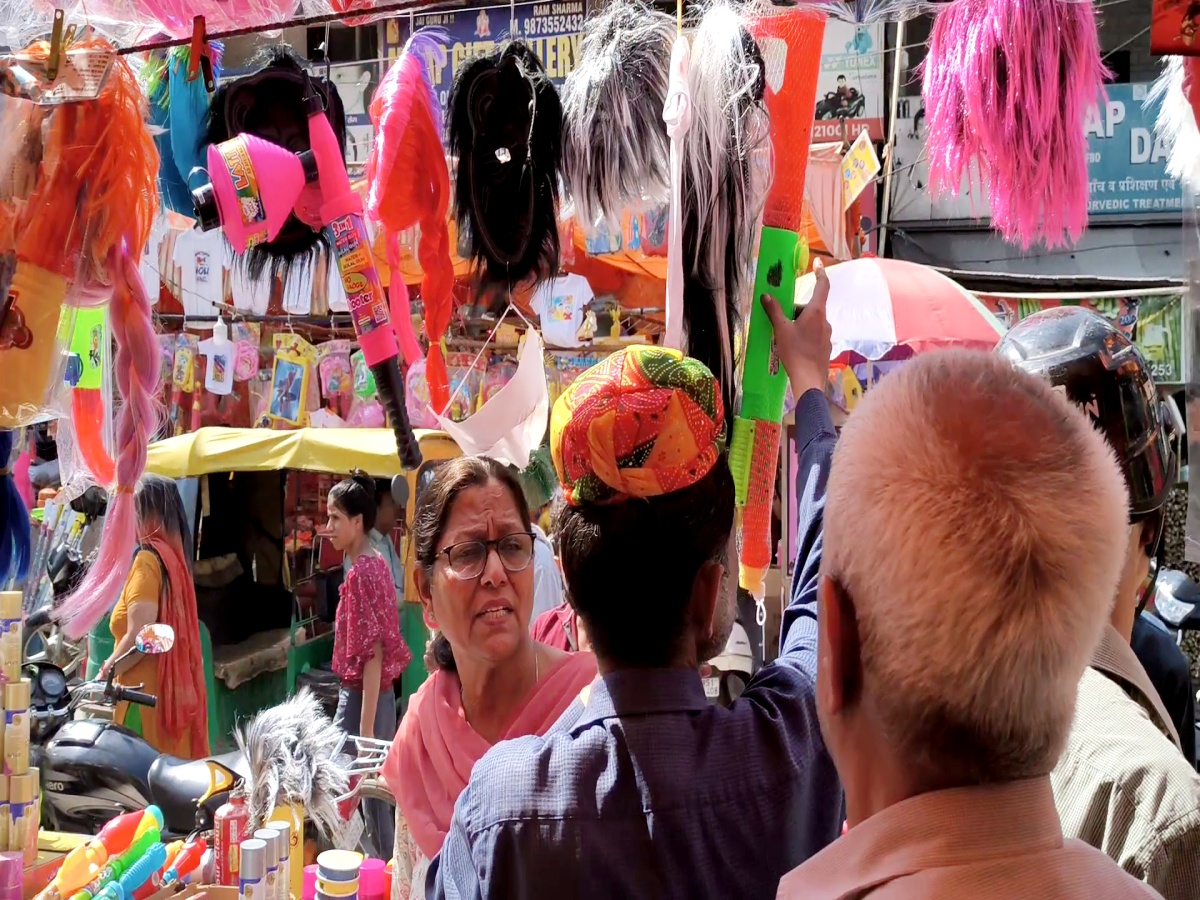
left=139, top=426, right=461, bottom=738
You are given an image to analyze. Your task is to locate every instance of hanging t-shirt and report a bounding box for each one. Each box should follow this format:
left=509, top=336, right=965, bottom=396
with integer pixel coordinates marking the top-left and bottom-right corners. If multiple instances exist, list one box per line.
left=172, top=229, right=227, bottom=316
left=282, top=264, right=316, bottom=315
left=531, top=274, right=595, bottom=349
left=139, top=217, right=170, bottom=304
left=229, top=266, right=273, bottom=316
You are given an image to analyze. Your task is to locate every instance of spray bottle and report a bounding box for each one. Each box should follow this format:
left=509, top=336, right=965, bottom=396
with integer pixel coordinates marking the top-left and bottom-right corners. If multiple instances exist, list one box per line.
left=214, top=787, right=250, bottom=886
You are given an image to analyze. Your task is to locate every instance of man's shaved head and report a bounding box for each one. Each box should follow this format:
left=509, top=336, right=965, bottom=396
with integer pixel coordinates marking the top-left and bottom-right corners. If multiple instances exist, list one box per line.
left=823, top=349, right=1128, bottom=784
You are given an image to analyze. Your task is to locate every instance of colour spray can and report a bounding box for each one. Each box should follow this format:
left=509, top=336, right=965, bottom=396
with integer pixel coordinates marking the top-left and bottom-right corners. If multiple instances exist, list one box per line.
left=271, top=821, right=292, bottom=900
left=214, top=788, right=250, bottom=886
left=239, top=839, right=266, bottom=900
left=254, top=829, right=280, bottom=900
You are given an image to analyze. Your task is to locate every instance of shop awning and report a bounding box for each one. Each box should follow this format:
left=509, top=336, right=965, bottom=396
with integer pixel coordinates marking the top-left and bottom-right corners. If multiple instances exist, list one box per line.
left=146, top=426, right=455, bottom=479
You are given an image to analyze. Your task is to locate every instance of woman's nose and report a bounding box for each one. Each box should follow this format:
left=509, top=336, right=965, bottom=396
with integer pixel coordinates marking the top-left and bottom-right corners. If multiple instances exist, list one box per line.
left=479, top=545, right=509, bottom=587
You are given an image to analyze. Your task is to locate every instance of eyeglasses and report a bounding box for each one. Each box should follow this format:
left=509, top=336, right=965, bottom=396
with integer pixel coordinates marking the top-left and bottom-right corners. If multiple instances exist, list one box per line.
left=437, top=532, right=535, bottom=580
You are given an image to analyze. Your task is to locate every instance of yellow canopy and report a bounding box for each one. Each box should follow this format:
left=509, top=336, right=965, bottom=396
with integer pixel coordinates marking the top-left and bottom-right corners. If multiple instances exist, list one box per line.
left=145, top=427, right=459, bottom=479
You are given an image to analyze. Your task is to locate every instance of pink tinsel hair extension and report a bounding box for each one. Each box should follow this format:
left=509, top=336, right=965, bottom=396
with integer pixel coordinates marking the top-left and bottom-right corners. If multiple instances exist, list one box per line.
left=56, top=242, right=160, bottom=640
left=921, top=0, right=1109, bottom=249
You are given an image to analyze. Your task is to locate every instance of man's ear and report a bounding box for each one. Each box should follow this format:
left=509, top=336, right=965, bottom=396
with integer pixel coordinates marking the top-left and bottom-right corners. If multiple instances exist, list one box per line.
left=819, top=575, right=862, bottom=716
left=691, top=559, right=724, bottom=643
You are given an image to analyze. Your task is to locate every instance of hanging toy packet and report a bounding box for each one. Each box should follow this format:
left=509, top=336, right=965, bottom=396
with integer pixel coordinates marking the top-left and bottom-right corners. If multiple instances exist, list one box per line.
left=405, top=358, right=438, bottom=429
left=316, top=340, right=353, bottom=418
left=350, top=349, right=376, bottom=398
left=269, top=334, right=317, bottom=428
left=232, top=322, right=262, bottom=382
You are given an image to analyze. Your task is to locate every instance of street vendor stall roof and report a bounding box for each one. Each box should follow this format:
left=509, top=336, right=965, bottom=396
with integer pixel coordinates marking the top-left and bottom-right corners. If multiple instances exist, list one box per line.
left=146, top=426, right=453, bottom=479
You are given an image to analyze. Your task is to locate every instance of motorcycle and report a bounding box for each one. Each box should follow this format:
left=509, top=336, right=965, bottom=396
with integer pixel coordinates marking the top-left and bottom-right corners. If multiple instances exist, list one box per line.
left=1150, top=568, right=1200, bottom=768
left=702, top=621, right=756, bottom=707
left=33, top=623, right=249, bottom=838
left=23, top=487, right=108, bottom=681
left=34, top=623, right=392, bottom=846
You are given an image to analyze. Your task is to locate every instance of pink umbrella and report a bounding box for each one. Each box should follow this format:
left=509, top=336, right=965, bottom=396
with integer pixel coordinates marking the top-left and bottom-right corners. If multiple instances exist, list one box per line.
left=795, top=257, right=1004, bottom=363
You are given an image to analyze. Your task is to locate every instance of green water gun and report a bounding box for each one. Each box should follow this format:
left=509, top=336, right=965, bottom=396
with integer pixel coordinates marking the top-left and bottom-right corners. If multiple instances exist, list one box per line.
left=729, top=228, right=808, bottom=599
left=69, top=826, right=161, bottom=900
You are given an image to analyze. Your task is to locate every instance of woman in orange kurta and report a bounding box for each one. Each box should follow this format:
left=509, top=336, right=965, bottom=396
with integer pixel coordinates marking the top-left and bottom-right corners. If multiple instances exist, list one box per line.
left=100, top=475, right=209, bottom=759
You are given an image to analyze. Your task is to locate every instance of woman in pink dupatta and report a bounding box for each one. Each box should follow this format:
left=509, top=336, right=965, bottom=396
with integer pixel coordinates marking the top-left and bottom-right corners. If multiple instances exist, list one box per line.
left=381, top=457, right=596, bottom=898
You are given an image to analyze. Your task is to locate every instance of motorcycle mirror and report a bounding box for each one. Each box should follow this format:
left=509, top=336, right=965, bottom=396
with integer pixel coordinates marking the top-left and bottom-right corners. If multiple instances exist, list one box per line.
left=135, top=624, right=176, bottom=655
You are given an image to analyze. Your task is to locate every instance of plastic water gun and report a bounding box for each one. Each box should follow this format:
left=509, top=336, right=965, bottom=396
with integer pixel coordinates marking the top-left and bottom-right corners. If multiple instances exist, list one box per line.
left=33, top=838, right=109, bottom=900
left=93, top=842, right=167, bottom=900
left=133, top=838, right=205, bottom=900
left=99, top=808, right=163, bottom=858
left=730, top=233, right=808, bottom=599
left=67, top=305, right=115, bottom=485
left=731, top=10, right=825, bottom=599
left=69, top=810, right=163, bottom=900
left=131, top=841, right=181, bottom=900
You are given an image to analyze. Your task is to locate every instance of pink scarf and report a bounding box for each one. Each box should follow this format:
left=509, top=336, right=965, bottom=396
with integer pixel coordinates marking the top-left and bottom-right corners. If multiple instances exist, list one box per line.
left=382, top=652, right=597, bottom=859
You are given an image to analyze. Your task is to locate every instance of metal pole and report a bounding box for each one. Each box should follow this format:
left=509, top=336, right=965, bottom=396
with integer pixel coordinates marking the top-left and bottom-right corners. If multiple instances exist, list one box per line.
left=878, top=19, right=906, bottom=258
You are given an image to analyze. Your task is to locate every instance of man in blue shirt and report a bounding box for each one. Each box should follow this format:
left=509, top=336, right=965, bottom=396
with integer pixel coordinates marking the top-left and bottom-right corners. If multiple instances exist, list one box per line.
left=429, top=264, right=842, bottom=899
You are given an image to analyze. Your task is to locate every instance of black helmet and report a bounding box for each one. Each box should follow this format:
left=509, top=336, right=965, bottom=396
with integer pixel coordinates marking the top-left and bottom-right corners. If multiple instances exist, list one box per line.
left=997, top=306, right=1176, bottom=517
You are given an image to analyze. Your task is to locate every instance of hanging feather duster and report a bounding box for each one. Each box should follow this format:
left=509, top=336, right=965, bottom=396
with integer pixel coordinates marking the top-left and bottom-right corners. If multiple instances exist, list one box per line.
left=682, top=0, right=770, bottom=416
left=366, top=30, right=456, bottom=415
left=448, top=41, right=563, bottom=296
left=921, top=0, right=1108, bottom=249
left=204, top=47, right=347, bottom=283
left=561, top=0, right=675, bottom=229
left=1150, top=56, right=1200, bottom=185
left=234, top=689, right=350, bottom=838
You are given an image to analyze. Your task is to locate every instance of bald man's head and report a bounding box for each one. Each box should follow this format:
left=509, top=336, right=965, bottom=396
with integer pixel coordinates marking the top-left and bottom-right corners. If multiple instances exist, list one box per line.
left=823, top=349, right=1128, bottom=784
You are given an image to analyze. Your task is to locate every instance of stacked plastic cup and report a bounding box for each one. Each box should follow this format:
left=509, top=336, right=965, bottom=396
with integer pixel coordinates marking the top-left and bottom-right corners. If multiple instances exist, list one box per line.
left=359, top=859, right=386, bottom=900
left=315, top=850, right=363, bottom=900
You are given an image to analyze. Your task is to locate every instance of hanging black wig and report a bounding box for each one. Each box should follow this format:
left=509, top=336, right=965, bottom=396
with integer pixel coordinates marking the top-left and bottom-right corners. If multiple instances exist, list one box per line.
left=448, top=42, right=563, bottom=296
left=203, top=47, right=347, bottom=283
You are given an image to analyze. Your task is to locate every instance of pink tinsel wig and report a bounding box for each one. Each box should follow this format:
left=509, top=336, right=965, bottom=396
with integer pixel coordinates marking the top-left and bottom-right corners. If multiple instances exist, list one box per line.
left=921, top=0, right=1109, bottom=249
left=365, top=31, right=455, bottom=416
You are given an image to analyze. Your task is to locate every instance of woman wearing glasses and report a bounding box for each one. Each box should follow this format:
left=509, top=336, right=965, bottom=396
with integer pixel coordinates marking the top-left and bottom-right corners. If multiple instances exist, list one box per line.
left=381, top=457, right=597, bottom=899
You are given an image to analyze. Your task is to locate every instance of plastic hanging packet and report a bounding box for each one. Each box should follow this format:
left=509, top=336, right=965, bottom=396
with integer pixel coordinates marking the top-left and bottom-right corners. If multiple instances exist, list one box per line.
left=0, top=39, right=114, bottom=105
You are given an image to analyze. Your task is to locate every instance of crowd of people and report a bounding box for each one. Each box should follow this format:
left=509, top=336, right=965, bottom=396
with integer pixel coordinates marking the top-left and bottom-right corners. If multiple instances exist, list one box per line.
left=80, top=255, right=1199, bottom=897
left=324, top=260, right=1198, bottom=899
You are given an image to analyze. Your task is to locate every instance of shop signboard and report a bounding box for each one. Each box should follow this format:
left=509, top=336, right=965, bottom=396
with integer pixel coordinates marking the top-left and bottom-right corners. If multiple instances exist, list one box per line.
left=382, top=1, right=583, bottom=115
left=814, top=20, right=884, bottom=142
left=890, top=83, right=1184, bottom=223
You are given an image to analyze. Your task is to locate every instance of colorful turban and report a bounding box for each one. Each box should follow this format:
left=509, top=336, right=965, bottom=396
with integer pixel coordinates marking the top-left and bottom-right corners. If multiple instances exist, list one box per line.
left=550, top=346, right=726, bottom=506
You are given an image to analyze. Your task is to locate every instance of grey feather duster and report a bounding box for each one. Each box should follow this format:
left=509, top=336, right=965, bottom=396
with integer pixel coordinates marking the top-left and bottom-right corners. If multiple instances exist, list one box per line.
left=235, top=689, right=350, bottom=838
left=561, top=0, right=675, bottom=229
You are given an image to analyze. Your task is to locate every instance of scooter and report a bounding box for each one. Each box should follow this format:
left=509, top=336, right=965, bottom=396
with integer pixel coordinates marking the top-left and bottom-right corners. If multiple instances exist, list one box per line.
left=702, top=621, right=756, bottom=707
left=34, top=622, right=392, bottom=846
left=32, top=623, right=249, bottom=838
left=1150, top=568, right=1200, bottom=768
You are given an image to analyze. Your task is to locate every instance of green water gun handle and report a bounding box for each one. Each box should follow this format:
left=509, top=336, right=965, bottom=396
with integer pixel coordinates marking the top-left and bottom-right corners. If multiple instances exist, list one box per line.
left=740, top=227, right=802, bottom=421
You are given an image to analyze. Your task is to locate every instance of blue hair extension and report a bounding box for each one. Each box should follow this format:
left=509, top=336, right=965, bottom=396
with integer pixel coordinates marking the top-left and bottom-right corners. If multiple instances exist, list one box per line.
left=168, top=43, right=224, bottom=190
left=0, top=430, right=30, bottom=587
left=148, top=90, right=194, bottom=214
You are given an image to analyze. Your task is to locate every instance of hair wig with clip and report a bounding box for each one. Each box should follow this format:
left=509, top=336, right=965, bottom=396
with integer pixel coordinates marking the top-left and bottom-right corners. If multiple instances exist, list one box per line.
left=204, top=47, right=346, bottom=282
left=921, top=0, right=1107, bottom=249
left=448, top=41, right=564, bottom=296
left=561, top=0, right=675, bottom=229
left=367, top=30, right=455, bottom=413
left=682, top=2, right=770, bottom=415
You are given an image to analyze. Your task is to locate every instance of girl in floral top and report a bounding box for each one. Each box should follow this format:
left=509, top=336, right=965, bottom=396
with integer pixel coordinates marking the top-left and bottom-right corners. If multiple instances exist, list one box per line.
left=327, top=473, right=412, bottom=858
